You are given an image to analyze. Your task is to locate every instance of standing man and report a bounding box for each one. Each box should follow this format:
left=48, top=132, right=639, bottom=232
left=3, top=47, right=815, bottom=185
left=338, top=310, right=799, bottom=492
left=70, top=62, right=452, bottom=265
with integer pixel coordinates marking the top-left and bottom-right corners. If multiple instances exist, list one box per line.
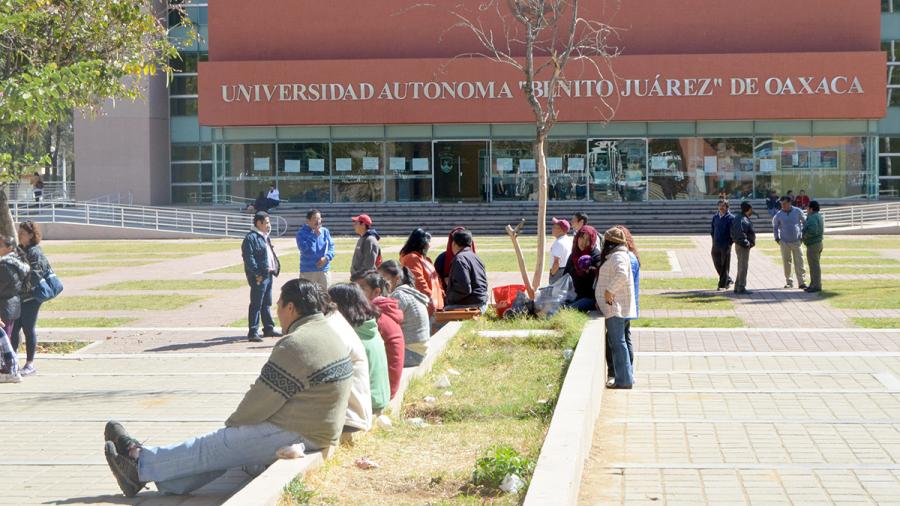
left=710, top=200, right=735, bottom=291
left=731, top=202, right=756, bottom=295
left=444, top=230, right=488, bottom=311
left=242, top=212, right=281, bottom=343
left=296, top=209, right=335, bottom=291
left=349, top=214, right=381, bottom=281
left=548, top=217, right=573, bottom=284
left=802, top=201, right=824, bottom=293
left=773, top=196, right=807, bottom=289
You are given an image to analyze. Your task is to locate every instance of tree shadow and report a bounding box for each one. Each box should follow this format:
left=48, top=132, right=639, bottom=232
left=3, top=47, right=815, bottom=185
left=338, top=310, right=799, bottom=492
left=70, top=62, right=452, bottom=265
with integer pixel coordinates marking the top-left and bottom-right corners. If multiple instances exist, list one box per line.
left=145, top=335, right=273, bottom=353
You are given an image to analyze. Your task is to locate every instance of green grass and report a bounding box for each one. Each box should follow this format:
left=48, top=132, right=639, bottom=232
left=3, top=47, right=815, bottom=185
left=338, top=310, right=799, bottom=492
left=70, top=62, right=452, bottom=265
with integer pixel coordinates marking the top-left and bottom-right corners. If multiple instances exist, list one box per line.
left=823, top=266, right=900, bottom=275
left=39, top=317, right=138, bottom=328
left=54, top=260, right=159, bottom=269
left=20, top=341, right=91, bottom=354
left=631, top=317, right=744, bottom=328
left=54, top=269, right=104, bottom=278
left=92, top=279, right=246, bottom=291
left=817, top=280, right=900, bottom=309
left=641, top=277, right=719, bottom=290
left=640, top=292, right=734, bottom=310
left=228, top=316, right=281, bottom=328
left=851, top=318, right=900, bottom=329
left=43, top=295, right=203, bottom=312
left=637, top=251, right=671, bottom=271
left=42, top=240, right=240, bottom=255
left=761, top=248, right=882, bottom=258
left=299, top=310, right=587, bottom=504
left=820, top=257, right=900, bottom=266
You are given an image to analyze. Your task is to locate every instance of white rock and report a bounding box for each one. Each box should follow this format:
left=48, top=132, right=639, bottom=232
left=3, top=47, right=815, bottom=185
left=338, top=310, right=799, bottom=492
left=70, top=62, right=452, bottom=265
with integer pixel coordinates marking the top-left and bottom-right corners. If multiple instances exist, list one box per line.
left=423, top=396, right=437, bottom=403
left=407, top=417, right=428, bottom=427
left=447, top=368, right=462, bottom=376
left=443, top=391, right=454, bottom=397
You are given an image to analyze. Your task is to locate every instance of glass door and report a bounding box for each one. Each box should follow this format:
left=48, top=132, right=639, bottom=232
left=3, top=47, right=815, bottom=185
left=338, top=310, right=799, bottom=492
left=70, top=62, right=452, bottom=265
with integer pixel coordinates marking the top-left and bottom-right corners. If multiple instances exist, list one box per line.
left=433, top=140, right=489, bottom=202
left=588, top=139, right=647, bottom=201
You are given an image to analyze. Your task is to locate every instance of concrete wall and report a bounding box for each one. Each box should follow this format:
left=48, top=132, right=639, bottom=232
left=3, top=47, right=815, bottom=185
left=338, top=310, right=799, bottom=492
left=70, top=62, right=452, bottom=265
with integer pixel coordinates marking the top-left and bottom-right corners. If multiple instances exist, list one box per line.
left=74, top=73, right=171, bottom=206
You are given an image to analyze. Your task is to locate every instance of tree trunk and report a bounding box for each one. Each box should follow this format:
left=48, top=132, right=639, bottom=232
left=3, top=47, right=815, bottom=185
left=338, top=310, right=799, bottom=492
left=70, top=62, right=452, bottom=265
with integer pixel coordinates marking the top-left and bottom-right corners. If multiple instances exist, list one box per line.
left=530, top=133, right=549, bottom=291
left=0, top=188, right=18, bottom=247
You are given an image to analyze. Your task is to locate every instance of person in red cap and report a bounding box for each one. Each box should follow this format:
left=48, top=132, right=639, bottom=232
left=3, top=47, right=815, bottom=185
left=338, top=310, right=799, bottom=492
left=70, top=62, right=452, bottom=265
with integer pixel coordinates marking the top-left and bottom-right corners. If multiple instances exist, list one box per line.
left=549, top=217, right=573, bottom=284
left=350, top=214, right=381, bottom=281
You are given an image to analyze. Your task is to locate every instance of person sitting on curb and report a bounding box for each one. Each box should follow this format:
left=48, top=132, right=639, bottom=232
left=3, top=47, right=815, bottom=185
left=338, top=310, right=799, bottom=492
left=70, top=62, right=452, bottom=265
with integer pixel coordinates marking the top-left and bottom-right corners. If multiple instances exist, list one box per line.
left=444, top=229, right=488, bottom=312
left=241, top=212, right=281, bottom=342
left=265, top=183, right=280, bottom=211
left=349, top=214, right=381, bottom=281
left=102, top=279, right=353, bottom=497
left=731, top=201, right=757, bottom=295
left=564, top=225, right=602, bottom=312
left=548, top=217, right=573, bottom=285
left=356, top=271, right=405, bottom=398
left=399, top=228, right=444, bottom=315
left=328, top=283, right=391, bottom=417
left=378, top=260, right=431, bottom=367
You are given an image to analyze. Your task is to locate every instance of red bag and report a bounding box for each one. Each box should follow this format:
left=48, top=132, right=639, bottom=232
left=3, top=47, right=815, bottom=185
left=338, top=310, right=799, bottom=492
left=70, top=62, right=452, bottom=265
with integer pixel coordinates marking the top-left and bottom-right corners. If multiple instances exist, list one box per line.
left=492, top=284, right=528, bottom=317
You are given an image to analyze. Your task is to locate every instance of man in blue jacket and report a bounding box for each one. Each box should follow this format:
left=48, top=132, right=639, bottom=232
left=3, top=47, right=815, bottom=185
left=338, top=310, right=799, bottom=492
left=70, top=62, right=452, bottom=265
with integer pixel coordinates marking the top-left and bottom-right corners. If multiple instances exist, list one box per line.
left=296, top=209, right=335, bottom=291
left=242, top=212, right=281, bottom=342
left=710, top=200, right=735, bottom=291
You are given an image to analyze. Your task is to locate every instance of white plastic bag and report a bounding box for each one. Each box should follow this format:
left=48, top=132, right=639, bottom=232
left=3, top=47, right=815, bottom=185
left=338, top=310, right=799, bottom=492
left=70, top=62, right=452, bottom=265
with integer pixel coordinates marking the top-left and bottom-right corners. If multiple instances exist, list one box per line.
left=535, top=274, right=576, bottom=317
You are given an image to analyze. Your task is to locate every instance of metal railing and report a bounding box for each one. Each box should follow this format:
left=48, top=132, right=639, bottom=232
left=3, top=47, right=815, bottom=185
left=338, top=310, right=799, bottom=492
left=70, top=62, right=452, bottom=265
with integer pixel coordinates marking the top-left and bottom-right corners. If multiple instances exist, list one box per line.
left=86, top=191, right=133, bottom=206
left=821, top=202, right=900, bottom=230
left=4, top=181, right=75, bottom=201
left=10, top=200, right=290, bottom=238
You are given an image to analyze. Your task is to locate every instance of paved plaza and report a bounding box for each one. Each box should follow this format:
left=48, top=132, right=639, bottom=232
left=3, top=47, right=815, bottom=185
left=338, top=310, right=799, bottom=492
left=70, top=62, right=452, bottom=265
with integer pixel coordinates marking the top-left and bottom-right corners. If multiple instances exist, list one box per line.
left=0, top=234, right=897, bottom=504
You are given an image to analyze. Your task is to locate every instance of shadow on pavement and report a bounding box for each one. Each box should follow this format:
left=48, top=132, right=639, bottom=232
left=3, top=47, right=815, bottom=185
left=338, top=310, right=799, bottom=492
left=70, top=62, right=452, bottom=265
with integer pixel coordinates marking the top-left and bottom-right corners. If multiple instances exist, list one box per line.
left=144, top=335, right=271, bottom=353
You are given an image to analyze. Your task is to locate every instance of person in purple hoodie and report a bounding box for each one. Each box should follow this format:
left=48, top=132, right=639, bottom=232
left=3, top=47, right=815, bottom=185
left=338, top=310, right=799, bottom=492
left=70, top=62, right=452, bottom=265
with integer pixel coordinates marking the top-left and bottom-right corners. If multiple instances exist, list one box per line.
left=296, top=209, right=335, bottom=291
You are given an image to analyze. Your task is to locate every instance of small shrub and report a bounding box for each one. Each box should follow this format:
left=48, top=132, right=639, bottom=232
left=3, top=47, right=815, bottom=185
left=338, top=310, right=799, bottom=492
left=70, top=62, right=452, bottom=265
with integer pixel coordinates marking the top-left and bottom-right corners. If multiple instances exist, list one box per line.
left=282, top=477, right=315, bottom=505
left=471, top=444, right=535, bottom=493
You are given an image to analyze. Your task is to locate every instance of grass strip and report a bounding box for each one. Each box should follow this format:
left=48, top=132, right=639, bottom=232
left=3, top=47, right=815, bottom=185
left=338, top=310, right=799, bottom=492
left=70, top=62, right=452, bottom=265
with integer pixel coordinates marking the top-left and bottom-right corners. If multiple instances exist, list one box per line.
left=42, top=240, right=240, bottom=255
left=54, top=269, right=104, bottom=278
left=39, top=317, right=137, bottom=328
left=43, top=295, right=203, bottom=312
left=851, top=318, right=900, bottom=329
left=299, top=310, right=587, bottom=504
left=641, top=277, right=718, bottom=290
left=640, top=292, right=734, bottom=310
left=54, top=260, right=158, bottom=269
left=631, top=317, right=744, bottom=328
left=820, top=257, right=899, bottom=266
left=227, top=317, right=281, bottom=328
left=824, top=267, right=900, bottom=275
left=816, top=280, right=900, bottom=309
left=92, top=279, right=246, bottom=291
left=22, top=341, right=91, bottom=354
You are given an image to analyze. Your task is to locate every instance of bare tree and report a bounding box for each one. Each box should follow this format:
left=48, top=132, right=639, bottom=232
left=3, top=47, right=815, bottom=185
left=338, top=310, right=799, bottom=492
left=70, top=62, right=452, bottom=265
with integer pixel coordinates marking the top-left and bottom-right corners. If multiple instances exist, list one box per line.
left=443, top=0, right=620, bottom=296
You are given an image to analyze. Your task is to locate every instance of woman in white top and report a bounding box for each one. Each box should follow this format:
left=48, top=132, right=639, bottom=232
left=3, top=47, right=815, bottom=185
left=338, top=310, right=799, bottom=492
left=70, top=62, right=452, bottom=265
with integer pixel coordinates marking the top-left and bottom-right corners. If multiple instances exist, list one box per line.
left=594, top=227, right=636, bottom=389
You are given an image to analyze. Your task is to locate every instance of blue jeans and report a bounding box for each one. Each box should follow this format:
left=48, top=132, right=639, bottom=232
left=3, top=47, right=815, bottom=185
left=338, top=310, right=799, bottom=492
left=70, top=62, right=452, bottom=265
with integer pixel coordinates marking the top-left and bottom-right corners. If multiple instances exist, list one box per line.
left=606, top=319, right=633, bottom=378
left=11, top=299, right=42, bottom=362
left=567, top=297, right=597, bottom=312
left=605, top=316, right=634, bottom=387
left=138, top=422, right=310, bottom=495
left=247, top=274, right=274, bottom=334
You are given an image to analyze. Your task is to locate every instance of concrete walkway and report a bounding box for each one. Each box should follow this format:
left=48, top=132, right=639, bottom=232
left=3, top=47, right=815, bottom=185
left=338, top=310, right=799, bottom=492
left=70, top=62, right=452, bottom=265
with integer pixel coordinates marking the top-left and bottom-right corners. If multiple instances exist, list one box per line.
left=578, top=235, right=900, bottom=505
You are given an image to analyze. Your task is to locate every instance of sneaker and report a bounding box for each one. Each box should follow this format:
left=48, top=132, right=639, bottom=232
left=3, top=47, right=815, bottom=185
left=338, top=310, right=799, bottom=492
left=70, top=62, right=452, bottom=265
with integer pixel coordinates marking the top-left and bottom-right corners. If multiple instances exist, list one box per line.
left=248, top=333, right=263, bottom=343
left=804, top=287, right=821, bottom=293
left=104, top=421, right=141, bottom=456
left=0, top=372, right=21, bottom=383
left=783, top=283, right=793, bottom=289
left=606, top=377, right=615, bottom=388
left=20, top=364, right=36, bottom=376
left=798, top=284, right=808, bottom=290
left=262, top=328, right=282, bottom=338
left=104, top=441, right=145, bottom=497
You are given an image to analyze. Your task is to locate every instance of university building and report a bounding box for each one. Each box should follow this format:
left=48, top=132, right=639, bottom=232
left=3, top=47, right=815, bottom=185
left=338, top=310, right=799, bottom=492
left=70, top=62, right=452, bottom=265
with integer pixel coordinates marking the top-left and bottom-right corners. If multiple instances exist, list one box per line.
left=74, top=1, right=897, bottom=206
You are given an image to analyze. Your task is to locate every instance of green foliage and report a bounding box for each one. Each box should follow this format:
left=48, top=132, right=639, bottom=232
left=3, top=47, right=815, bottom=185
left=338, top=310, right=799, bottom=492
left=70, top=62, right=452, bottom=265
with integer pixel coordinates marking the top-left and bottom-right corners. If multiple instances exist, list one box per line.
left=471, top=445, right=534, bottom=492
left=282, top=477, right=316, bottom=505
left=0, top=0, right=193, bottom=176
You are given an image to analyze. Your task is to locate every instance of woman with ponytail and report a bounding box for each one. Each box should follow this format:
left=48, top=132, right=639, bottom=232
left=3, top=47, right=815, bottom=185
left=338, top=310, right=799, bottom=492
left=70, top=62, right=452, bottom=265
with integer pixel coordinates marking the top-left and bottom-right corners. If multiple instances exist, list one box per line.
left=378, top=260, right=431, bottom=367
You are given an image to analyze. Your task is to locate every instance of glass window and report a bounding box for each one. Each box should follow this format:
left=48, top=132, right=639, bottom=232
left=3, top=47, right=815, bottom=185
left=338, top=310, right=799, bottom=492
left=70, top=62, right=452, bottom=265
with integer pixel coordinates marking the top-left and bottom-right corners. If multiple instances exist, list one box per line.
left=172, top=185, right=212, bottom=203
left=171, top=76, right=197, bottom=95
left=880, top=156, right=900, bottom=177
left=754, top=136, right=866, bottom=199
left=491, top=141, right=537, bottom=201
left=385, top=141, right=432, bottom=202
left=879, top=178, right=900, bottom=199
left=884, top=1, right=900, bottom=13
left=648, top=138, right=751, bottom=200
left=277, top=142, right=330, bottom=203
left=220, top=143, right=276, bottom=201
left=548, top=140, right=588, bottom=201
left=171, top=144, right=199, bottom=161
left=172, top=163, right=201, bottom=183
left=332, top=142, right=384, bottom=202
left=170, top=97, right=197, bottom=116
left=588, top=139, right=647, bottom=202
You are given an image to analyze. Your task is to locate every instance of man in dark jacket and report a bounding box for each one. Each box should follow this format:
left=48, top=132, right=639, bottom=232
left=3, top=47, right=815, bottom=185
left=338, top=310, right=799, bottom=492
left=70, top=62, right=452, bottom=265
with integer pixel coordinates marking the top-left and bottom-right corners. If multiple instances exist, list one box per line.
left=710, top=200, right=735, bottom=291
left=730, top=202, right=756, bottom=295
left=445, top=230, right=488, bottom=310
left=242, top=212, right=281, bottom=342
left=349, top=214, right=381, bottom=281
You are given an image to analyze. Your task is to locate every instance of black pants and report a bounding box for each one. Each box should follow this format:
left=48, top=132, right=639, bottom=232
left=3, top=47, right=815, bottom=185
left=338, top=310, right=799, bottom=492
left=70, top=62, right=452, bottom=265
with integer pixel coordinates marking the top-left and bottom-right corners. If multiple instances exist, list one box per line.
left=11, top=299, right=42, bottom=362
left=606, top=320, right=633, bottom=378
left=711, top=244, right=733, bottom=288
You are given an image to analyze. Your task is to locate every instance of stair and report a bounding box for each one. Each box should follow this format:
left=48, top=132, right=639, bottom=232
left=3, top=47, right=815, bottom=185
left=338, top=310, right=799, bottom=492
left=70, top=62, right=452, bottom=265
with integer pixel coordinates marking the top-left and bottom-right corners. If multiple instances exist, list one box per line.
left=190, top=200, right=868, bottom=237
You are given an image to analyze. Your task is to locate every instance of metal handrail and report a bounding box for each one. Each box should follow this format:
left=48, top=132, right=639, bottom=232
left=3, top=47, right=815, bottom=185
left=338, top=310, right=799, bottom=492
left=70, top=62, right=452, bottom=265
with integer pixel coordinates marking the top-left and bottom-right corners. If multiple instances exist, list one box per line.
left=821, top=202, right=900, bottom=229
left=9, top=200, right=290, bottom=238
left=4, top=181, right=75, bottom=201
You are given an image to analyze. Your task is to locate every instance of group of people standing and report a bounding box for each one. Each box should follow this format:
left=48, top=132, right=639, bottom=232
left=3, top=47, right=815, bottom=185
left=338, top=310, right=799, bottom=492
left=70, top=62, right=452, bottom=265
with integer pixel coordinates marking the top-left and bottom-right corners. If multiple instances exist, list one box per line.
left=711, top=194, right=825, bottom=295
left=0, top=221, right=51, bottom=382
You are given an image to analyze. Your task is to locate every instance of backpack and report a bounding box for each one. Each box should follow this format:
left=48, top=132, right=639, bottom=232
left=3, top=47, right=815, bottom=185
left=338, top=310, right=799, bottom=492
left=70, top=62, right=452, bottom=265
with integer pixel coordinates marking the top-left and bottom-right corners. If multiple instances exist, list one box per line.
left=32, top=266, right=63, bottom=302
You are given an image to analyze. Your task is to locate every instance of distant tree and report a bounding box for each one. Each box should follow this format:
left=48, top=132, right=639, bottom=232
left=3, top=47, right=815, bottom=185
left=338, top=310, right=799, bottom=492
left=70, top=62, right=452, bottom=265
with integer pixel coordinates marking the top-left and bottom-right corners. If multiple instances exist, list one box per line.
left=444, top=0, right=619, bottom=295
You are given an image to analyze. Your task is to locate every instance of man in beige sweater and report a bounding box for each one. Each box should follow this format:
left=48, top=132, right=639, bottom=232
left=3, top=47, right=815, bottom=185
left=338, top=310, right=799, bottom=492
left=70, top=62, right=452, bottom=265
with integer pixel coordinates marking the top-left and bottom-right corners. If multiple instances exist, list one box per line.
left=102, top=279, right=353, bottom=497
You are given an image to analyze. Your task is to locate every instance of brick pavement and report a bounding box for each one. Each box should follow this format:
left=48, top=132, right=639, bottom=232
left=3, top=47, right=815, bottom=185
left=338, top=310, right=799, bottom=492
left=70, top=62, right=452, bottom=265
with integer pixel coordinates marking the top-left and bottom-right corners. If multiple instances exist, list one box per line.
left=579, top=234, right=900, bottom=505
